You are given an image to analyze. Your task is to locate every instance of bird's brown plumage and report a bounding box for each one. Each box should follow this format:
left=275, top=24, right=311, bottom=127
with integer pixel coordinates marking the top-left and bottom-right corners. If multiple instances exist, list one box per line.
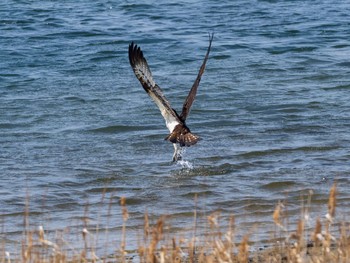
left=128, top=34, right=213, bottom=160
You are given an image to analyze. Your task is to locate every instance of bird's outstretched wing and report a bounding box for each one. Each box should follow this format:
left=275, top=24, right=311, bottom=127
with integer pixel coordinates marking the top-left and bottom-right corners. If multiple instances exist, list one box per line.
left=180, top=33, right=213, bottom=121
left=129, top=42, right=181, bottom=132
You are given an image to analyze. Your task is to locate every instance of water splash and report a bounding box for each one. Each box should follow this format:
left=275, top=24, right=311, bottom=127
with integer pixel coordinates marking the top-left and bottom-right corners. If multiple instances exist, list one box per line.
left=174, top=147, right=194, bottom=169
left=176, top=159, right=194, bottom=169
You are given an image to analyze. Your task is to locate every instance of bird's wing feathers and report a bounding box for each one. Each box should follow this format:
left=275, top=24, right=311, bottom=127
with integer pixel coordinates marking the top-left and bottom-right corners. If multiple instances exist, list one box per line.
left=128, top=42, right=181, bottom=132
left=180, top=33, right=213, bottom=121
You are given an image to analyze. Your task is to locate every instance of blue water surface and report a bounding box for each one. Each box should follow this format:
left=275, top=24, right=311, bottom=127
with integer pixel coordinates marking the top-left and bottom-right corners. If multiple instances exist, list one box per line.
left=1, top=0, right=350, bottom=257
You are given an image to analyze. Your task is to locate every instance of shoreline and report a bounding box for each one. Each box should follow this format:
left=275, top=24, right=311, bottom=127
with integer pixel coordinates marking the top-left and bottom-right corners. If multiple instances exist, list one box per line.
left=3, top=184, right=349, bottom=262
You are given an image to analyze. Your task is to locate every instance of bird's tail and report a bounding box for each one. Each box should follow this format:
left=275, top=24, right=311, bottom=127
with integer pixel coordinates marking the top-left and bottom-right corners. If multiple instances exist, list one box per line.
left=165, top=131, right=200, bottom=147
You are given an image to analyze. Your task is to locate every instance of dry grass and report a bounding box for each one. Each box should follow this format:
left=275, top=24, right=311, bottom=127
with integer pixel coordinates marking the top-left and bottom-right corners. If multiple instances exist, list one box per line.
left=1, top=183, right=350, bottom=263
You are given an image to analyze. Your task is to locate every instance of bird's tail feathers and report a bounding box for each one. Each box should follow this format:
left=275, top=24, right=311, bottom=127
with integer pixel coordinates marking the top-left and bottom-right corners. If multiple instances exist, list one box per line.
left=165, top=131, right=200, bottom=147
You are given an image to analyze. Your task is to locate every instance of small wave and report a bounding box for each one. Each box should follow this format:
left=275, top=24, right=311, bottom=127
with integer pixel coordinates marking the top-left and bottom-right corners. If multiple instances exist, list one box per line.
left=323, top=84, right=350, bottom=91
left=62, top=95, right=86, bottom=103
left=260, top=180, right=297, bottom=190
left=89, top=125, right=148, bottom=133
left=239, top=145, right=339, bottom=158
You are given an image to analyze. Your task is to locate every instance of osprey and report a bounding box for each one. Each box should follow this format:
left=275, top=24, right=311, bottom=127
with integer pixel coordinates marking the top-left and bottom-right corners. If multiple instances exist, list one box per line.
left=128, top=34, right=213, bottom=162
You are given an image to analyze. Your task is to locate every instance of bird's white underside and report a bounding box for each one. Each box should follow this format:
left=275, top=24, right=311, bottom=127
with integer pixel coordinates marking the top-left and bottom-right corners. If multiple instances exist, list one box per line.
left=148, top=92, right=179, bottom=133
left=164, top=114, right=179, bottom=132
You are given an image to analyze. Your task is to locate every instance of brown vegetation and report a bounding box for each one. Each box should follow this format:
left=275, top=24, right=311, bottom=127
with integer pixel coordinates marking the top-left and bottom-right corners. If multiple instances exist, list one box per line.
left=2, top=183, right=349, bottom=263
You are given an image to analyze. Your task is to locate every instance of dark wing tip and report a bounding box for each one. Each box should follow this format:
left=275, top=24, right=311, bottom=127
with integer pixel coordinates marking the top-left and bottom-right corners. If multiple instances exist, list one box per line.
left=208, top=32, right=214, bottom=43
left=128, top=42, right=144, bottom=68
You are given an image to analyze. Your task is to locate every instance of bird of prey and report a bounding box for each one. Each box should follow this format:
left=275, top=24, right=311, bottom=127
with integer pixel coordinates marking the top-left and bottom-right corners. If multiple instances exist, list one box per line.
left=128, top=34, right=213, bottom=162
